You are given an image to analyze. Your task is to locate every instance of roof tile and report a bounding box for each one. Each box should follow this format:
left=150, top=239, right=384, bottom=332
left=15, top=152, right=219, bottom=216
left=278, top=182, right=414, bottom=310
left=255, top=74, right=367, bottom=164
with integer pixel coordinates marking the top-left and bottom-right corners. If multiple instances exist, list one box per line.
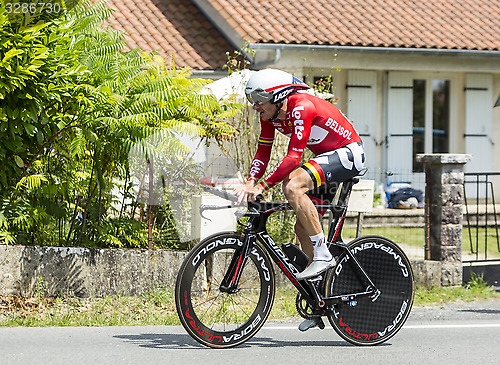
left=106, top=0, right=499, bottom=72
left=205, top=0, right=500, bottom=51
left=106, top=0, right=235, bottom=70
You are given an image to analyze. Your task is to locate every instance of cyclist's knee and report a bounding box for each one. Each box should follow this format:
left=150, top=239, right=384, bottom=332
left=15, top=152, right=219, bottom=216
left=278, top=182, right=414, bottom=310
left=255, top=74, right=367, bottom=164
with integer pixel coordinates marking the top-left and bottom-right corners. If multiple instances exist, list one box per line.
left=282, top=178, right=294, bottom=199
left=283, top=176, right=305, bottom=201
left=294, top=220, right=303, bottom=235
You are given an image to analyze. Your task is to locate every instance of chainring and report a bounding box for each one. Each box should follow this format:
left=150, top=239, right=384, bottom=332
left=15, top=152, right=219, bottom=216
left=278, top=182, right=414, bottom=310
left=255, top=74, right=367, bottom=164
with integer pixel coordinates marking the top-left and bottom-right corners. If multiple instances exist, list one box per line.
left=295, top=292, right=316, bottom=319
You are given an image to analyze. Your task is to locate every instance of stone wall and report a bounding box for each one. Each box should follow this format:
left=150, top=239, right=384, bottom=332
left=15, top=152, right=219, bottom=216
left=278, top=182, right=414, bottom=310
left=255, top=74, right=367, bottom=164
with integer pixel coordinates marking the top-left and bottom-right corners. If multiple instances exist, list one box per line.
left=1, top=244, right=440, bottom=298
left=0, top=245, right=187, bottom=297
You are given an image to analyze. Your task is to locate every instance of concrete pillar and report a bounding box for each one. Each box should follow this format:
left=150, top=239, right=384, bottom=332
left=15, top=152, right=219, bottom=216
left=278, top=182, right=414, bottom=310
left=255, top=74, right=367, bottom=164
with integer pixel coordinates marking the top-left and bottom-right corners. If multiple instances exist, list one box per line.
left=416, top=154, right=471, bottom=286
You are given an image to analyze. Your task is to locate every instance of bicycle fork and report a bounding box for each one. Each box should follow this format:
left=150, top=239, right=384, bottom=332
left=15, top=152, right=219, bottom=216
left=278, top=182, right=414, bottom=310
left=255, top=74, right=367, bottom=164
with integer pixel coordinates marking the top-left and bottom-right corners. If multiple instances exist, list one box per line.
left=219, top=233, right=255, bottom=293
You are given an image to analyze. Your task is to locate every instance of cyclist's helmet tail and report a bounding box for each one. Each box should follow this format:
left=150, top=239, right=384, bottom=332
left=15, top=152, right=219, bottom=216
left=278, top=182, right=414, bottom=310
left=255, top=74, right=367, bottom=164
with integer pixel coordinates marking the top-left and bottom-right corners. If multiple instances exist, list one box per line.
left=245, top=68, right=310, bottom=105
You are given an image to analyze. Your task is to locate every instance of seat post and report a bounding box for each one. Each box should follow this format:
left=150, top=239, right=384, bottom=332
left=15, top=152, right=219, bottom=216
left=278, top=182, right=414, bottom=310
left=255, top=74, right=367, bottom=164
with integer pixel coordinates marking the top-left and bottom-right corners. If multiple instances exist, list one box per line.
left=337, top=178, right=358, bottom=208
left=326, top=178, right=358, bottom=243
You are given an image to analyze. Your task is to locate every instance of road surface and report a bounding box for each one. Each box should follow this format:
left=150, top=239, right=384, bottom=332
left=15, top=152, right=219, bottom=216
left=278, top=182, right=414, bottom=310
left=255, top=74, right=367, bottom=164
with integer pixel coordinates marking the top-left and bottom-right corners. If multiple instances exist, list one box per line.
left=1, top=299, right=499, bottom=364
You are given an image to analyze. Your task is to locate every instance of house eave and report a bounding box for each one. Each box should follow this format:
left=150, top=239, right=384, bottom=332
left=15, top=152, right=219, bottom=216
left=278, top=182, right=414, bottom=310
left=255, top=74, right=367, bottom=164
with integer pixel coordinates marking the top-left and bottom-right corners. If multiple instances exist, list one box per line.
left=249, top=43, right=500, bottom=58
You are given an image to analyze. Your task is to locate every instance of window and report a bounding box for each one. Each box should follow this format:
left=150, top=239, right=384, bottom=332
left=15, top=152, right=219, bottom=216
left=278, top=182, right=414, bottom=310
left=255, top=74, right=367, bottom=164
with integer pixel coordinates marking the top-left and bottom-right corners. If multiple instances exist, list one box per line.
left=432, top=80, right=450, bottom=154
left=412, top=79, right=450, bottom=172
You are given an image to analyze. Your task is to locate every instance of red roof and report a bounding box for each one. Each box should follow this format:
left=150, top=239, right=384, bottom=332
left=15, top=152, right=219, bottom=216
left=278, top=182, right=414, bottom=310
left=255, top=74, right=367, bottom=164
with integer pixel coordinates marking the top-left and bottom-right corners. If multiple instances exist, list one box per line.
left=107, top=0, right=500, bottom=71
left=205, top=0, right=500, bottom=50
left=106, top=0, right=234, bottom=70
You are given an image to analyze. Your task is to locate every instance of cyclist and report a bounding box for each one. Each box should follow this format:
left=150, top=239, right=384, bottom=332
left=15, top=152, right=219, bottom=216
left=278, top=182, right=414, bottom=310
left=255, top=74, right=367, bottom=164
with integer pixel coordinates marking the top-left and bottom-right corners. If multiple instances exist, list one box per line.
left=233, top=69, right=365, bottom=331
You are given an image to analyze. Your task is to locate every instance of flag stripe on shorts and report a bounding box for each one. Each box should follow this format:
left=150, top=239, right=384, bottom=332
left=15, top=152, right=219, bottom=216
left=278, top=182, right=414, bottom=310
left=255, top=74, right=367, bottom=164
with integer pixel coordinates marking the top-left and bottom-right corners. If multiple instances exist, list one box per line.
left=302, top=160, right=325, bottom=188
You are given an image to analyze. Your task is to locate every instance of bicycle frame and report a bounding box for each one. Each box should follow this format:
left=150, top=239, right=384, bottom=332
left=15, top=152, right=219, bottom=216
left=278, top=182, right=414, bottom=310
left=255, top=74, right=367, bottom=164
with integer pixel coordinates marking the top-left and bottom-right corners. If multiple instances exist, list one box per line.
left=211, top=178, right=381, bottom=313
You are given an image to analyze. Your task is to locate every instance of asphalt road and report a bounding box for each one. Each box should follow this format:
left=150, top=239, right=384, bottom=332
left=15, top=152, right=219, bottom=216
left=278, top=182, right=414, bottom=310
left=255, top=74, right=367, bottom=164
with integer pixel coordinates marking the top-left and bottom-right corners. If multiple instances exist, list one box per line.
left=1, top=299, right=499, bottom=365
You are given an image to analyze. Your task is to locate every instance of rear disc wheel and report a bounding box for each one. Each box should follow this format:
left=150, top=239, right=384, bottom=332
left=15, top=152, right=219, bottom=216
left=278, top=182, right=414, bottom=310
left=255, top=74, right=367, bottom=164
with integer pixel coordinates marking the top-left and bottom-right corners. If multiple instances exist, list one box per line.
left=325, top=235, right=415, bottom=345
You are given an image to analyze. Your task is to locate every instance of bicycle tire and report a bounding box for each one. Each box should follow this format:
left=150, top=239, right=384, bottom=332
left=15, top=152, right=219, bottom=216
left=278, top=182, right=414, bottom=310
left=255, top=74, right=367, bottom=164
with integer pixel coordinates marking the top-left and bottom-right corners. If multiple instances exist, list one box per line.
left=175, top=232, right=275, bottom=348
left=325, top=235, right=415, bottom=345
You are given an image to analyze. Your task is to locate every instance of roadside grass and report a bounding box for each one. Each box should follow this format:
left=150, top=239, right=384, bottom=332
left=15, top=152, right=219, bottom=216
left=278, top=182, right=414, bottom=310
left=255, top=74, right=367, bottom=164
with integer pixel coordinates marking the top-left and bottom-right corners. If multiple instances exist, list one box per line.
left=1, top=277, right=499, bottom=327
left=0, top=289, right=180, bottom=327
left=414, top=273, right=500, bottom=306
left=342, top=225, right=500, bottom=259
left=343, top=226, right=425, bottom=249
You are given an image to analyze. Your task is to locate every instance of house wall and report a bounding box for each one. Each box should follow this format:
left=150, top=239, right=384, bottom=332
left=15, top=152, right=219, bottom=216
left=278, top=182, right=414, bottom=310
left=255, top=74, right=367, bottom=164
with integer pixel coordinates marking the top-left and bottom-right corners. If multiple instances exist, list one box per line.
left=258, top=49, right=500, bottom=197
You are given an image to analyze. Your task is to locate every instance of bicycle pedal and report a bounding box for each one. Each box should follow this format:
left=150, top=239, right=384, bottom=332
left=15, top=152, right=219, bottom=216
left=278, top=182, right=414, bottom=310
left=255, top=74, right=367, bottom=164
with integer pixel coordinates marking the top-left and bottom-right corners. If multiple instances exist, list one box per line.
left=307, top=275, right=323, bottom=283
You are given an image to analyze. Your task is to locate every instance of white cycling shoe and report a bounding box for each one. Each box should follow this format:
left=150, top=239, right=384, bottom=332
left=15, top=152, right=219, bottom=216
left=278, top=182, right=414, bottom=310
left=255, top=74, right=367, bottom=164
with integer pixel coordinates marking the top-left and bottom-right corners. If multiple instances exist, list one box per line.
left=296, top=256, right=336, bottom=281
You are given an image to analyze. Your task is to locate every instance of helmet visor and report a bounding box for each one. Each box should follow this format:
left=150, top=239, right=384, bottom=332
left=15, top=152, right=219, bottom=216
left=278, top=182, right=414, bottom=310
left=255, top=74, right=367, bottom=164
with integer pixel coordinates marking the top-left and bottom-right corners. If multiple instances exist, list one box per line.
left=246, top=89, right=273, bottom=104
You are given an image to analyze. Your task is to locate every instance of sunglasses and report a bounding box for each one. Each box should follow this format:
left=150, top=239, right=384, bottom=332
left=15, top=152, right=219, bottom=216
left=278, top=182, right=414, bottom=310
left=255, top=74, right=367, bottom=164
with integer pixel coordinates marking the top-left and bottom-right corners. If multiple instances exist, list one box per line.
left=246, top=89, right=272, bottom=105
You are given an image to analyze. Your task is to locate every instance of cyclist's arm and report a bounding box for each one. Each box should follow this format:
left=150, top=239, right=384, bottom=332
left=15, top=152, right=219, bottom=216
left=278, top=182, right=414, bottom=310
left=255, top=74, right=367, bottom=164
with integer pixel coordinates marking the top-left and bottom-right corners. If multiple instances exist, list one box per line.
left=247, top=121, right=275, bottom=184
left=259, top=101, right=314, bottom=190
left=233, top=121, right=274, bottom=203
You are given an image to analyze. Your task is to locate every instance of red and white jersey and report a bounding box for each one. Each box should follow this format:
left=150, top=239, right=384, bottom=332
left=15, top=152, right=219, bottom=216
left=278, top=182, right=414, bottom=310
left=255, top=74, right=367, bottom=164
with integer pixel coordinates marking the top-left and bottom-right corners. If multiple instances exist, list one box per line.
left=249, top=92, right=361, bottom=189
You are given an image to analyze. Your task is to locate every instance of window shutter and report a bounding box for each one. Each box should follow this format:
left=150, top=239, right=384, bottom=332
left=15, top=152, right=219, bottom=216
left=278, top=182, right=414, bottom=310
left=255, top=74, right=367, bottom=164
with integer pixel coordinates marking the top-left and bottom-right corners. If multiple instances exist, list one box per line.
left=346, top=70, right=377, bottom=170
left=386, top=71, right=413, bottom=177
left=465, top=74, right=493, bottom=173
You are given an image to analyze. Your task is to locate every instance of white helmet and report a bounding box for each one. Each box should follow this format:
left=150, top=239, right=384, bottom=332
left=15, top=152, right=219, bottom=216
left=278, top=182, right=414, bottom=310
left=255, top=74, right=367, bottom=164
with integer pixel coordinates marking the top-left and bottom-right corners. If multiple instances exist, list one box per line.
left=245, top=69, right=310, bottom=104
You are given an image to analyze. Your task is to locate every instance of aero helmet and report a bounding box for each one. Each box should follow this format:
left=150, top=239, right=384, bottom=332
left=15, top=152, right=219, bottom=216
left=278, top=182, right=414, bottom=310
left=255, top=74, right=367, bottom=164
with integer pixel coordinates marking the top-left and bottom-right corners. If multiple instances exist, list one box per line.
left=245, top=69, right=310, bottom=104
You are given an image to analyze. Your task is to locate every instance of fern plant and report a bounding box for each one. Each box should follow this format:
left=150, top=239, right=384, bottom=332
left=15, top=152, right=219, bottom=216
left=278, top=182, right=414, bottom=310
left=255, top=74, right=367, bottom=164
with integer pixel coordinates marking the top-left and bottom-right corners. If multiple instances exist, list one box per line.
left=0, top=0, right=241, bottom=248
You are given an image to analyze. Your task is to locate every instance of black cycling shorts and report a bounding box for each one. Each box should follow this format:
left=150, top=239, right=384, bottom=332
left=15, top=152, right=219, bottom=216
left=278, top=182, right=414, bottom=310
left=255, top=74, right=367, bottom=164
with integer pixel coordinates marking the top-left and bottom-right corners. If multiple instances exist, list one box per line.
left=301, top=142, right=366, bottom=204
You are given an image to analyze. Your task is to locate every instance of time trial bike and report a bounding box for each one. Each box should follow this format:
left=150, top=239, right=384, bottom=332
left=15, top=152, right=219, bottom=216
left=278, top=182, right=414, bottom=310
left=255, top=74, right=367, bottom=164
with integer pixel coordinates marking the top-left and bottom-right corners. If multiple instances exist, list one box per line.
left=175, top=178, right=415, bottom=348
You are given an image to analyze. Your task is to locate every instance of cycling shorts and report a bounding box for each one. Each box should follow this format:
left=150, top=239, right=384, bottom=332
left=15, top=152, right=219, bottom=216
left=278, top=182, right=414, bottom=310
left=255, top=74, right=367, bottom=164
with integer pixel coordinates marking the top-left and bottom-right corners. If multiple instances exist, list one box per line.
left=301, top=142, right=366, bottom=207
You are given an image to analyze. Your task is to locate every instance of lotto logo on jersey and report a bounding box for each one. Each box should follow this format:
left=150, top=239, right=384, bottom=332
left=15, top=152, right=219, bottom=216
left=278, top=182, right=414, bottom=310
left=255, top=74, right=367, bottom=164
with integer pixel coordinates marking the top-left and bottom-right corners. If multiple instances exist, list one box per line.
left=325, top=118, right=352, bottom=140
left=250, top=159, right=265, bottom=176
left=292, top=106, right=305, bottom=140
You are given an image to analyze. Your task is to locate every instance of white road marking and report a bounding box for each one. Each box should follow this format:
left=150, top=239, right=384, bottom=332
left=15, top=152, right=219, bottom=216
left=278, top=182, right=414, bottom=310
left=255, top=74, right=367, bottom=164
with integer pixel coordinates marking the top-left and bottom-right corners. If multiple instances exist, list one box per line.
left=403, top=323, right=500, bottom=329
left=262, top=323, right=500, bottom=330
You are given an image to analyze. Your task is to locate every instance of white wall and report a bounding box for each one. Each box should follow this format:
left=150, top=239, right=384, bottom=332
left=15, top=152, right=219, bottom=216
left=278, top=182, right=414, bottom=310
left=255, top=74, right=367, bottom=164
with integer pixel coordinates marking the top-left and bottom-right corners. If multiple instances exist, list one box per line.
left=270, top=50, right=500, bottom=193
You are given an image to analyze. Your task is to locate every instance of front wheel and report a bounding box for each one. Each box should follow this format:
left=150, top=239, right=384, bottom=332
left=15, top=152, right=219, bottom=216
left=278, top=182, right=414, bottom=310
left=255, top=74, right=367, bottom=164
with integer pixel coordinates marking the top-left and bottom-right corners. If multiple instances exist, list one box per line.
left=175, top=232, right=275, bottom=348
left=325, top=235, right=415, bottom=345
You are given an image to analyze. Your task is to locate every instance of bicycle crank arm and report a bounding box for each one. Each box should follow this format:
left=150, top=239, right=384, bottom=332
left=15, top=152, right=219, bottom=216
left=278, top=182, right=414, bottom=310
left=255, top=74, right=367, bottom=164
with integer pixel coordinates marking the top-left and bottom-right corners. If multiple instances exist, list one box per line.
left=323, top=289, right=378, bottom=306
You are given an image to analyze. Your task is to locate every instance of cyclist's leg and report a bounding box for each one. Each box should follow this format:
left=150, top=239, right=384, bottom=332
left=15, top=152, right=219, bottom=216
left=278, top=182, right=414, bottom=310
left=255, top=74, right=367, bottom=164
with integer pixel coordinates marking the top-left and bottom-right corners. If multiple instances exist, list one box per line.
left=297, top=187, right=334, bottom=264
left=283, top=169, right=335, bottom=280
left=294, top=219, right=313, bottom=264
left=282, top=174, right=332, bottom=331
left=294, top=211, right=327, bottom=265
left=282, top=170, right=321, bottom=238
left=293, top=142, right=366, bottom=279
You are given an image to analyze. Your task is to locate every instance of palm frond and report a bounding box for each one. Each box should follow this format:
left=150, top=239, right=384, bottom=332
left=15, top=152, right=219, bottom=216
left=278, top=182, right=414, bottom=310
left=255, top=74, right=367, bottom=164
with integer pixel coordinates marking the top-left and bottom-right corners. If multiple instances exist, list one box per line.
left=163, top=120, right=206, bottom=138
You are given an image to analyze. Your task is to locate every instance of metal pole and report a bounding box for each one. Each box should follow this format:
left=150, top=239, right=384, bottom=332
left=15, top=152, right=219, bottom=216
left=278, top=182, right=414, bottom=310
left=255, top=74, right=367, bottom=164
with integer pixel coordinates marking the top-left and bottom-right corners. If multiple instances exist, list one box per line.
left=476, top=174, right=479, bottom=261
left=148, top=156, right=154, bottom=251
left=485, top=174, right=489, bottom=260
